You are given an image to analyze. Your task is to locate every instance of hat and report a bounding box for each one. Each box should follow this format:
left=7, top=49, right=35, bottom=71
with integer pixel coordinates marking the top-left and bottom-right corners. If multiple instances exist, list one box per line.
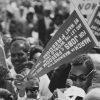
left=64, top=86, right=86, bottom=99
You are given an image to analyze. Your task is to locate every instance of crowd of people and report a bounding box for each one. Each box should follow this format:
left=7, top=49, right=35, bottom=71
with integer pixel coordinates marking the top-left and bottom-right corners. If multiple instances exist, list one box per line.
left=0, top=0, right=100, bottom=100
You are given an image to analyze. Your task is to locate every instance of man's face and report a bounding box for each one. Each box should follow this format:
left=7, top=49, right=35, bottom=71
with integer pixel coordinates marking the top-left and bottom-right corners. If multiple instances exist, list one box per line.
left=68, top=64, right=89, bottom=90
left=26, top=87, right=39, bottom=99
left=25, top=79, right=39, bottom=99
left=10, top=41, right=28, bottom=73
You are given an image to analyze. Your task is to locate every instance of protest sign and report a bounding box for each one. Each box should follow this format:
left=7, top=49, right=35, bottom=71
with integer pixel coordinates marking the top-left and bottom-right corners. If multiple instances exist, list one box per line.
left=0, top=45, right=7, bottom=68
left=88, top=6, right=100, bottom=42
left=70, top=0, right=100, bottom=19
left=27, top=7, right=98, bottom=78
left=78, top=0, right=99, bottom=15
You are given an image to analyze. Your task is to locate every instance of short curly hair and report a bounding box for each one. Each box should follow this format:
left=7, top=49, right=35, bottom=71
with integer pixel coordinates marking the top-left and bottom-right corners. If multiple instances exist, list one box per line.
left=71, top=54, right=94, bottom=73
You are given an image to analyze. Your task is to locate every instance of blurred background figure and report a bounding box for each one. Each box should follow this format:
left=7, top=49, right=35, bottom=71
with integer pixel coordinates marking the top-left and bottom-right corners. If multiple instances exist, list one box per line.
left=0, top=88, right=14, bottom=100
left=10, top=37, right=32, bottom=76
left=68, top=54, right=95, bottom=92
left=0, top=63, right=16, bottom=100
left=25, top=78, right=40, bottom=99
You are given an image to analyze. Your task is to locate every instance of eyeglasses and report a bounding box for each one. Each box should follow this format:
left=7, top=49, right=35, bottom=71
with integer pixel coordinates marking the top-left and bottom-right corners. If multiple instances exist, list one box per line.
left=69, top=70, right=96, bottom=82
left=26, top=87, right=39, bottom=93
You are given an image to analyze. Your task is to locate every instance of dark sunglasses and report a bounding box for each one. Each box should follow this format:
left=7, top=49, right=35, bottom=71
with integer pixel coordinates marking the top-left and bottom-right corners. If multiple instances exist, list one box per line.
left=26, top=87, right=39, bottom=93
left=69, top=70, right=96, bottom=82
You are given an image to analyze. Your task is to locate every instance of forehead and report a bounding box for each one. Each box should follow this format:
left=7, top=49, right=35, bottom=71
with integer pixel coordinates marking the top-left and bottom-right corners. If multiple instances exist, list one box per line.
left=26, top=79, right=39, bottom=88
left=70, top=64, right=88, bottom=76
left=11, top=46, right=25, bottom=54
left=11, top=41, right=26, bottom=53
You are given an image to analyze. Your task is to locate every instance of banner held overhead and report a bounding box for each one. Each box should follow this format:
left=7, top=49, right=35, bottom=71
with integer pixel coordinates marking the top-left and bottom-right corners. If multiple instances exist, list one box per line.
left=27, top=5, right=98, bottom=78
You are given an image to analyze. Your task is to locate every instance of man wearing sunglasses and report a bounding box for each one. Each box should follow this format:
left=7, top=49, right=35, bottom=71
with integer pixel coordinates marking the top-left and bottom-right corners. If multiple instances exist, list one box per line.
left=68, top=54, right=95, bottom=92
left=50, top=54, right=95, bottom=100
left=25, top=78, right=40, bottom=99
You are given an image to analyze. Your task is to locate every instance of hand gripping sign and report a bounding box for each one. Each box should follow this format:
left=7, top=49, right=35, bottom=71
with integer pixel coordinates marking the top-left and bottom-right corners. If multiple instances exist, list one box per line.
left=27, top=7, right=99, bottom=79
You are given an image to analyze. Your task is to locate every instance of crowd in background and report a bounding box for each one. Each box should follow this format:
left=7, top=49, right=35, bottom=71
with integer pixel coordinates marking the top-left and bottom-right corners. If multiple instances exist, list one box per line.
left=0, top=0, right=70, bottom=50
left=0, top=0, right=100, bottom=100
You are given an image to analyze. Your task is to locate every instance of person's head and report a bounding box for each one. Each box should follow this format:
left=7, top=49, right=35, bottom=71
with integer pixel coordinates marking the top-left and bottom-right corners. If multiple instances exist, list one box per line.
left=34, top=4, right=43, bottom=14
left=19, top=6, right=24, bottom=16
left=26, top=12, right=34, bottom=23
left=0, top=63, right=9, bottom=81
left=9, top=20, right=24, bottom=38
left=53, top=12, right=63, bottom=26
left=44, top=9, right=51, bottom=17
left=29, top=45, right=43, bottom=63
left=25, top=78, right=39, bottom=99
left=34, top=4, right=44, bottom=19
left=68, top=54, right=95, bottom=92
left=64, top=86, right=86, bottom=100
left=84, top=88, right=100, bottom=100
left=10, top=37, right=30, bottom=73
left=0, top=88, right=14, bottom=100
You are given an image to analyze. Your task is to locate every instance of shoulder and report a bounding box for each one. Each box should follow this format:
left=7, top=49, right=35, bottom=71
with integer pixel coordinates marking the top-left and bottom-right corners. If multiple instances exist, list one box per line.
left=84, top=88, right=100, bottom=100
